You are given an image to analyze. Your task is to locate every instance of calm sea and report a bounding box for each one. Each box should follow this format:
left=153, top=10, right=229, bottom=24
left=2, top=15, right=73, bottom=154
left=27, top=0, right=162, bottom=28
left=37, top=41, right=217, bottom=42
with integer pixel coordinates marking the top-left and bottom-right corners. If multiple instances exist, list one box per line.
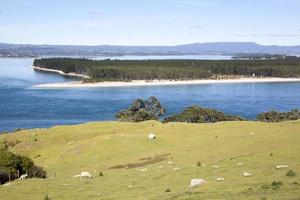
left=1, top=57, right=300, bottom=132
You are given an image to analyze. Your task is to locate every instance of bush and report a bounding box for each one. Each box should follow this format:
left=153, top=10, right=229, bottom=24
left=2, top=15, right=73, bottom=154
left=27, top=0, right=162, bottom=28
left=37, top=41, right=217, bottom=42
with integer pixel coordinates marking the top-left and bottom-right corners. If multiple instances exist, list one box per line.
left=0, top=147, right=47, bottom=184
left=163, top=105, right=244, bottom=123
left=256, top=109, right=300, bottom=122
left=286, top=170, right=296, bottom=177
left=116, top=97, right=165, bottom=122
left=271, top=181, right=283, bottom=190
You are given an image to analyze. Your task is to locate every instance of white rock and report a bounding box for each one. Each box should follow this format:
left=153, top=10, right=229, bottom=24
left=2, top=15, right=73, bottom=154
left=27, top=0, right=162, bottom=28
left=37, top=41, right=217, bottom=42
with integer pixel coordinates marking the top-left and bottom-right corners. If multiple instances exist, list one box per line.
left=212, top=165, right=220, bottom=168
left=238, top=162, right=243, bottom=165
left=173, top=167, right=180, bottom=170
left=168, top=161, right=173, bottom=164
left=140, top=168, right=147, bottom=172
left=243, top=172, right=252, bottom=177
left=216, top=177, right=225, bottom=181
left=275, top=165, right=288, bottom=169
left=250, top=132, right=254, bottom=136
left=148, top=133, right=156, bottom=140
left=158, top=165, right=164, bottom=169
left=189, top=178, right=206, bottom=188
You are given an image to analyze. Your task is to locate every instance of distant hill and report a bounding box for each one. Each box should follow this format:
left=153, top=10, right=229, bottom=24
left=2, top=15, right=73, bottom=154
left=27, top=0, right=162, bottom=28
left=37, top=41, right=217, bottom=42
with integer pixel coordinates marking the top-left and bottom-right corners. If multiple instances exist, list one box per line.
left=1, top=42, right=300, bottom=57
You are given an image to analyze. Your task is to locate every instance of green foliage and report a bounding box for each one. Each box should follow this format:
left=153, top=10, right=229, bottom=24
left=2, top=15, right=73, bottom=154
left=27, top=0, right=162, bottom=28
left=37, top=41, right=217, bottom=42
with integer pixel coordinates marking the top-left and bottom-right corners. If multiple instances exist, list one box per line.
left=33, top=57, right=300, bottom=81
left=163, top=105, right=244, bottom=123
left=271, top=181, right=283, bottom=190
left=116, top=97, right=165, bottom=122
left=261, top=181, right=283, bottom=190
left=165, top=188, right=171, bottom=192
left=0, top=147, right=46, bottom=184
left=116, top=109, right=158, bottom=122
left=44, top=195, right=51, bottom=200
left=256, top=109, right=300, bottom=122
left=286, top=170, right=296, bottom=177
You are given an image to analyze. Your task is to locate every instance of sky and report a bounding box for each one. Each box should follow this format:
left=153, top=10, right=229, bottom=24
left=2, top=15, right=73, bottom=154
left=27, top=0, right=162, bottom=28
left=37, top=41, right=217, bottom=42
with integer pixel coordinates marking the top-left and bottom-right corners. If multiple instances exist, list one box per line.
left=0, top=0, right=300, bottom=46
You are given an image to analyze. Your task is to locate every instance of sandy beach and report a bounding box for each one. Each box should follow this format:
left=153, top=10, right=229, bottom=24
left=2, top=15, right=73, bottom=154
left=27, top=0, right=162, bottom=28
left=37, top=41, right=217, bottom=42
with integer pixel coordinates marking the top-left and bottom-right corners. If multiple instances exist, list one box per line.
left=32, top=77, right=300, bottom=88
left=33, top=66, right=91, bottom=79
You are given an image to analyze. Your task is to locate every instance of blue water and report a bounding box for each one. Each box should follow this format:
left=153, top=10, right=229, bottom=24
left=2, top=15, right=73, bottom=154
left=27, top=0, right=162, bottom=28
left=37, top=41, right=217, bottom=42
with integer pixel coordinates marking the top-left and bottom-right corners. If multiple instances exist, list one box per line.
left=1, top=58, right=300, bottom=132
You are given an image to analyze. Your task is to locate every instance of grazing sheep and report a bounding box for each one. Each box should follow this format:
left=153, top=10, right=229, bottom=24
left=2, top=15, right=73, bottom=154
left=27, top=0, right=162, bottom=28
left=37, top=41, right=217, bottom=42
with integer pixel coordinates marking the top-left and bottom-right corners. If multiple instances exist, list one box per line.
left=275, top=165, right=288, bottom=169
left=148, top=133, right=156, bottom=140
left=19, top=174, right=28, bottom=180
left=243, top=172, right=252, bottom=177
left=189, top=178, right=206, bottom=188
left=216, top=177, right=225, bottom=181
left=73, top=172, right=93, bottom=179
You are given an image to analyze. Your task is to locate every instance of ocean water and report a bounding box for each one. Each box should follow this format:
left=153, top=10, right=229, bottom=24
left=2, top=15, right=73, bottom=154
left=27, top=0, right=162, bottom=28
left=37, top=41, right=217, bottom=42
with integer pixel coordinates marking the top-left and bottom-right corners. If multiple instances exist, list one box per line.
left=1, top=58, right=300, bottom=132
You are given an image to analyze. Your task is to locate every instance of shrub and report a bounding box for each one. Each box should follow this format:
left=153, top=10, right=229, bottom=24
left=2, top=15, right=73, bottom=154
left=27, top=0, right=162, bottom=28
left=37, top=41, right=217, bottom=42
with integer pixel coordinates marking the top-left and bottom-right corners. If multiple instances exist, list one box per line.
left=286, top=170, right=296, bottom=177
left=116, top=97, right=165, bottom=122
left=271, top=181, right=283, bottom=190
left=163, top=105, right=244, bottom=123
left=165, top=188, right=171, bottom=192
left=0, top=147, right=47, bottom=184
left=256, top=109, right=300, bottom=122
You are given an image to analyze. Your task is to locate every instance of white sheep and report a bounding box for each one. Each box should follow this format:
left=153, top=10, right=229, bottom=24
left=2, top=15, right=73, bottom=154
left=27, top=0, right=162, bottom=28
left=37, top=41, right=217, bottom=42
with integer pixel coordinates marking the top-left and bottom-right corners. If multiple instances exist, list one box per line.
left=73, top=172, right=93, bottom=179
left=148, top=133, right=156, bottom=140
left=19, top=174, right=28, bottom=180
left=189, top=178, right=206, bottom=188
left=243, top=172, right=252, bottom=177
left=275, top=165, right=288, bottom=169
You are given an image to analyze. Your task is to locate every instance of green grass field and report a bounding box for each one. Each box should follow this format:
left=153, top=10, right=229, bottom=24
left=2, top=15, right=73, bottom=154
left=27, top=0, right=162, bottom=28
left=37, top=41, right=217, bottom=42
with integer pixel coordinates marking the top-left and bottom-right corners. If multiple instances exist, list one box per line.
left=0, top=120, right=299, bottom=200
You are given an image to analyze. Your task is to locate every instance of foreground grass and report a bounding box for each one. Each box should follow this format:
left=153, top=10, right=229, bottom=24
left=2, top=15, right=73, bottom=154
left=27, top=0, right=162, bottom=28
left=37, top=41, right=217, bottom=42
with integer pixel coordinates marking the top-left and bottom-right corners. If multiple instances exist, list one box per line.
left=0, top=120, right=299, bottom=200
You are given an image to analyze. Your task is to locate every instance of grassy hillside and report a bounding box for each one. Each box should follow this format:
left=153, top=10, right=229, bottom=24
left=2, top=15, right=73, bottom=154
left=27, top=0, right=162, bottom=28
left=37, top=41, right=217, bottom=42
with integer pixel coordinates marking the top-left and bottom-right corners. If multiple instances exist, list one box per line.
left=0, top=120, right=299, bottom=200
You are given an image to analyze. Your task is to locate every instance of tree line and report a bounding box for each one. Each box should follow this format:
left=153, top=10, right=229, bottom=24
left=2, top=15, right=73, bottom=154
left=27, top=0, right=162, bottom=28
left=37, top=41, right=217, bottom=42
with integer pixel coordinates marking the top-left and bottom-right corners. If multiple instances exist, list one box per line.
left=115, top=97, right=300, bottom=123
left=33, top=57, right=300, bottom=81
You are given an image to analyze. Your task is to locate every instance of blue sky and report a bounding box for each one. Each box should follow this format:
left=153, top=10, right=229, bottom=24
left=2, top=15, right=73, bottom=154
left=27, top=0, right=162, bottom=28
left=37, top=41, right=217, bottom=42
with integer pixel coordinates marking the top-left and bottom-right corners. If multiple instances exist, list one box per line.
left=0, top=0, right=300, bottom=45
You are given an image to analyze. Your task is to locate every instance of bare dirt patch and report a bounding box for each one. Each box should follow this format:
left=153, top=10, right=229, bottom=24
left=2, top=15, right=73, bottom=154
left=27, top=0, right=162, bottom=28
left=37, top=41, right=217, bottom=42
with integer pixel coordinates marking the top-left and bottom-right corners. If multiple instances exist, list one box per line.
left=108, top=153, right=171, bottom=169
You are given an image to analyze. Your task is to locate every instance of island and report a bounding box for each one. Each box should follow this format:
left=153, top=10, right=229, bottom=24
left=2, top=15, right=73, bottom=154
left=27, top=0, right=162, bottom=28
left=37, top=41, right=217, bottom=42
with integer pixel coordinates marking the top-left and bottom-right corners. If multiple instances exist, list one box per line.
left=32, top=57, right=300, bottom=88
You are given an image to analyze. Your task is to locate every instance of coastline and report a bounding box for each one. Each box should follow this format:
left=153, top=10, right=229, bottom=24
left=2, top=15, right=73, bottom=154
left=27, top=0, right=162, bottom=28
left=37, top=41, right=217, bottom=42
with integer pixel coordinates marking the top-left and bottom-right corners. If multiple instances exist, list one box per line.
left=32, top=77, right=300, bottom=88
left=33, top=66, right=91, bottom=79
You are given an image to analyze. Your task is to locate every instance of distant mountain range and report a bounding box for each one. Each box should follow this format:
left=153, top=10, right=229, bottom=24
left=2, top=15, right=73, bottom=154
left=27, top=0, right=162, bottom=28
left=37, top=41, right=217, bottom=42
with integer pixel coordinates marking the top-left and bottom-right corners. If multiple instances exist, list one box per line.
left=1, top=42, right=300, bottom=57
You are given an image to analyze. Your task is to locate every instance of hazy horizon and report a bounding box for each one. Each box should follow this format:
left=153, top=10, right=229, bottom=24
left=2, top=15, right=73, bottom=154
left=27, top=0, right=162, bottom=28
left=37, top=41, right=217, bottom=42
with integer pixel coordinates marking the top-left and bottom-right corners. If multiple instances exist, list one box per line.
left=1, top=41, right=300, bottom=47
left=1, top=0, right=300, bottom=46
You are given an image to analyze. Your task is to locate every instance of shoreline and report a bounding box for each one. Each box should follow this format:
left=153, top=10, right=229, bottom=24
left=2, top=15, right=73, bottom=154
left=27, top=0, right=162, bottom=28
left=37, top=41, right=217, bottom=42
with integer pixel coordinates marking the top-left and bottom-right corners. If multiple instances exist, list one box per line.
left=32, top=77, right=300, bottom=88
left=33, top=66, right=91, bottom=79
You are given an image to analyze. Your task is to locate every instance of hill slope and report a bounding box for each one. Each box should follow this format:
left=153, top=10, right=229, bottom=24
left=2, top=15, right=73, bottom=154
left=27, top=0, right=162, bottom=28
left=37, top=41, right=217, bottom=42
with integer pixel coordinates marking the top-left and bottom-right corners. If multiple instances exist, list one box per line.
left=1, top=42, right=300, bottom=56
left=0, top=121, right=299, bottom=199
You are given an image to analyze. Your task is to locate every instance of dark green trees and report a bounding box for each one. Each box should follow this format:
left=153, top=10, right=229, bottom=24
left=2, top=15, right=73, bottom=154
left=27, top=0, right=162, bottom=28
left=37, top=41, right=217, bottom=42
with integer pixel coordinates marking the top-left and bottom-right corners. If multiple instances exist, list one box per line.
left=163, top=105, right=244, bottom=123
left=256, top=109, right=300, bottom=122
left=115, top=96, right=166, bottom=122
left=33, top=57, right=300, bottom=82
left=0, top=147, right=47, bottom=184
